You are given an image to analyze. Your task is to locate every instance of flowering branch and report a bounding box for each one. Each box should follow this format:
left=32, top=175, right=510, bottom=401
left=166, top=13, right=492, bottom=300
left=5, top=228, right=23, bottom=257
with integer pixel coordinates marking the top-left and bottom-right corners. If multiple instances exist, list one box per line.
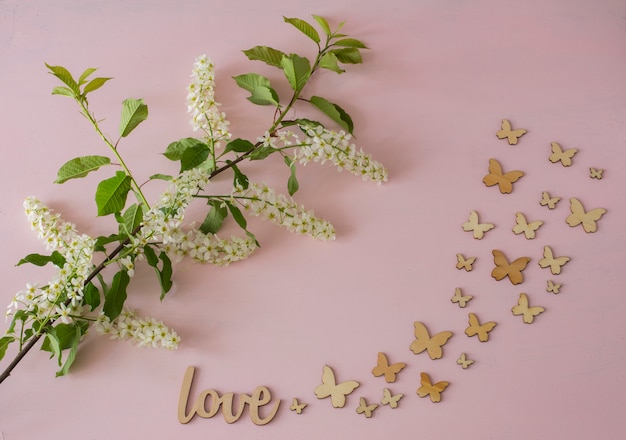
left=0, top=15, right=387, bottom=382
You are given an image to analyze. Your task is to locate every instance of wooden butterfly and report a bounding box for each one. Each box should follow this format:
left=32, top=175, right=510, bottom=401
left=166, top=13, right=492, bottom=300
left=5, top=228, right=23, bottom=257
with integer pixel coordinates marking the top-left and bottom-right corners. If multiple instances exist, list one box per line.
left=356, top=397, right=378, bottom=418
left=451, top=287, right=473, bottom=308
left=512, top=212, right=543, bottom=239
left=289, top=398, right=307, bottom=414
left=371, top=352, right=406, bottom=383
left=409, top=321, right=453, bottom=360
left=546, top=280, right=562, bottom=294
left=462, top=210, right=495, bottom=239
left=465, top=313, right=497, bottom=342
left=416, top=372, right=449, bottom=403
left=589, top=167, right=604, bottom=179
left=512, top=293, right=545, bottom=324
left=496, top=119, right=527, bottom=145
left=314, top=365, right=360, bottom=408
left=491, top=249, right=530, bottom=285
left=540, top=191, right=560, bottom=210
left=380, top=388, right=403, bottom=408
left=456, top=253, right=476, bottom=271
left=457, top=353, right=474, bottom=369
left=538, top=245, right=570, bottom=275
left=549, top=142, right=577, bottom=167
left=566, top=197, right=607, bottom=233
left=482, top=158, right=525, bottom=194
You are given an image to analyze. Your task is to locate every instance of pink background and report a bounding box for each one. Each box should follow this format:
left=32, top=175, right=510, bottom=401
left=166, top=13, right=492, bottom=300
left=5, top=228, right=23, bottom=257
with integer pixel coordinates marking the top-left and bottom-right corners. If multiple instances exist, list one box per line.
left=1, top=0, right=625, bottom=438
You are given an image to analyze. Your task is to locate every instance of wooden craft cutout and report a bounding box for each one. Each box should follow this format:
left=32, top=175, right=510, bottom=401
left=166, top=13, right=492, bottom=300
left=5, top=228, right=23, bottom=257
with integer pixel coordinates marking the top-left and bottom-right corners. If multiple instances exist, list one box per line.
left=463, top=210, right=495, bottom=239
left=512, top=212, right=543, bottom=239
left=540, top=191, right=560, bottom=210
left=465, top=313, right=497, bottom=342
left=381, top=388, right=403, bottom=408
left=566, top=197, right=607, bottom=233
left=491, top=249, right=530, bottom=285
left=356, top=397, right=378, bottom=418
left=549, top=142, right=577, bottom=167
left=538, top=245, right=570, bottom=275
left=372, top=352, right=406, bottom=383
left=289, top=398, right=307, bottom=414
left=483, top=158, right=525, bottom=194
left=512, top=293, right=545, bottom=324
left=457, top=353, right=474, bottom=369
left=547, top=280, right=562, bottom=294
left=590, top=167, right=604, bottom=179
left=178, top=367, right=280, bottom=425
left=451, top=287, right=473, bottom=308
left=496, top=119, right=527, bottom=145
left=314, top=365, right=360, bottom=408
left=456, top=253, right=476, bottom=271
left=416, top=372, right=449, bottom=403
left=409, top=321, right=453, bottom=360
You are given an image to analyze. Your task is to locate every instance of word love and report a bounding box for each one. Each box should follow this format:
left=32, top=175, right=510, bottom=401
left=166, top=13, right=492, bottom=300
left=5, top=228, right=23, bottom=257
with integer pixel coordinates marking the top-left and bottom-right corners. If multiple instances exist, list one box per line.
left=178, top=366, right=281, bottom=425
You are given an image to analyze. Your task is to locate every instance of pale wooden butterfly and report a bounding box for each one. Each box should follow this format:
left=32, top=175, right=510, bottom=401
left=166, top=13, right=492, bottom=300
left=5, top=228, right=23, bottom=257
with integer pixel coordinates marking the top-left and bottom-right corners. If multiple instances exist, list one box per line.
left=314, top=365, right=360, bottom=408
left=549, top=142, right=577, bottom=167
left=538, top=245, right=570, bottom=275
left=511, top=293, right=545, bottom=324
left=496, top=119, right=527, bottom=145
left=566, top=197, right=606, bottom=233
left=512, top=212, right=543, bottom=240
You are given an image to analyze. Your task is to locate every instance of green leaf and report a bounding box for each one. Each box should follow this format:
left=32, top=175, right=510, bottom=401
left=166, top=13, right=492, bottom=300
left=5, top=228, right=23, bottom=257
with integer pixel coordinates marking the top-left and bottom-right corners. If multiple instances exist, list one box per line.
left=284, top=156, right=299, bottom=196
left=119, top=98, right=148, bottom=138
left=46, top=63, right=80, bottom=96
left=309, top=96, right=354, bottom=134
left=283, top=17, right=320, bottom=44
left=330, top=47, right=362, bottom=64
left=248, top=86, right=280, bottom=106
left=224, top=138, right=255, bottom=154
left=163, top=138, right=206, bottom=161
left=200, top=201, right=227, bottom=234
left=242, top=46, right=287, bottom=68
left=41, top=323, right=79, bottom=353
left=83, top=77, right=112, bottom=95
left=180, top=143, right=209, bottom=172
left=94, top=234, right=123, bottom=252
left=42, top=331, right=61, bottom=364
left=121, top=203, right=144, bottom=235
left=158, top=252, right=173, bottom=300
left=312, top=15, right=331, bottom=36
left=56, top=325, right=81, bottom=377
left=233, top=73, right=271, bottom=93
left=95, top=171, right=132, bottom=216
left=0, top=336, right=15, bottom=362
left=149, top=173, right=172, bottom=181
left=54, top=155, right=111, bottom=184
left=103, top=270, right=130, bottom=320
left=77, top=67, right=98, bottom=85
left=249, top=146, right=277, bottom=161
left=319, top=52, right=345, bottom=74
left=226, top=202, right=247, bottom=231
left=17, top=251, right=66, bottom=268
left=83, top=282, right=100, bottom=311
left=51, top=86, right=75, bottom=98
left=281, top=54, right=311, bottom=92
left=332, top=38, right=368, bottom=49
left=229, top=162, right=249, bottom=190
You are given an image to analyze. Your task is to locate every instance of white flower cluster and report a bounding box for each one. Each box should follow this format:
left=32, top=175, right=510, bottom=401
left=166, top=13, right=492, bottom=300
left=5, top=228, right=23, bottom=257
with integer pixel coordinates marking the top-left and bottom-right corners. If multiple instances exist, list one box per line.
left=182, top=230, right=257, bottom=266
left=233, top=182, right=335, bottom=241
left=6, top=198, right=95, bottom=323
left=187, top=55, right=231, bottom=148
left=94, top=308, right=180, bottom=350
left=295, top=124, right=388, bottom=183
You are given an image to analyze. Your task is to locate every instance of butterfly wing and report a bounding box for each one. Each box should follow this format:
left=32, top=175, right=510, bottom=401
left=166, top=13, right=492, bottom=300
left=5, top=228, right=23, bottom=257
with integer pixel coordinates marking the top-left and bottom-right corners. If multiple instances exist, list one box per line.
left=491, top=250, right=512, bottom=281
left=483, top=159, right=503, bottom=188
left=496, top=119, right=512, bottom=140
left=426, top=331, right=454, bottom=359
left=409, top=321, right=431, bottom=355
left=507, top=257, right=530, bottom=284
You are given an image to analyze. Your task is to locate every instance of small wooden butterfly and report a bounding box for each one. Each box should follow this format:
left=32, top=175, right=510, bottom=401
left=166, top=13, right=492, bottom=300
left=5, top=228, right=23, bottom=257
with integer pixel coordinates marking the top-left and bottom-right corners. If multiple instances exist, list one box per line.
left=483, top=158, right=525, bottom=194
left=549, top=142, right=578, bottom=167
left=538, top=245, right=570, bottom=275
left=356, top=397, right=378, bottom=418
left=566, top=197, right=607, bottom=233
left=381, top=388, right=403, bottom=408
left=409, top=322, right=453, bottom=360
left=456, top=253, right=476, bottom=271
left=512, top=212, right=543, bottom=239
left=589, top=167, right=604, bottom=179
left=491, top=249, right=530, bottom=285
left=465, top=312, right=497, bottom=342
left=289, top=398, right=307, bottom=414
left=417, top=372, right=449, bottom=403
left=540, top=191, right=560, bottom=210
left=496, top=119, right=527, bottom=145
left=546, top=280, right=562, bottom=294
left=457, top=352, right=474, bottom=369
left=371, top=352, right=406, bottom=383
left=462, top=210, right=495, bottom=239
left=314, top=365, right=360, bottom=408
left=512, top=293, right=545, bottom=324
left=451, top=287, right=473, bottom=308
